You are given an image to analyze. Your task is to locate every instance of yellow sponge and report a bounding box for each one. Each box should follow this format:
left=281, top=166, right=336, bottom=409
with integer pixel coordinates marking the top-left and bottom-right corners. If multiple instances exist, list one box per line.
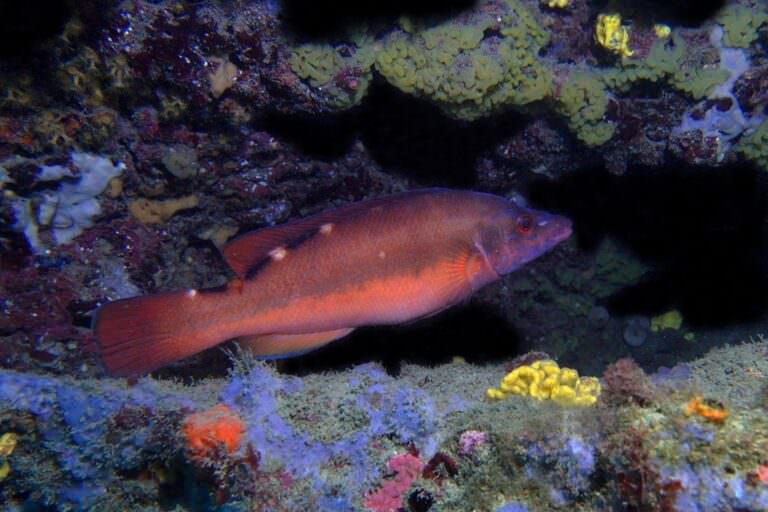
left=595, top=14, right=634, bottom=57
left=487, top=360, right=601, bottom=406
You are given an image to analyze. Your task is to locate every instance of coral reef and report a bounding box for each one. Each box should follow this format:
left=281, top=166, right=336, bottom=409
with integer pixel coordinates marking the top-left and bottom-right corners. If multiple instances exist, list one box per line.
left=1, top=332, right=767, bottom=510
left=2, top=0, right=768, bottom=509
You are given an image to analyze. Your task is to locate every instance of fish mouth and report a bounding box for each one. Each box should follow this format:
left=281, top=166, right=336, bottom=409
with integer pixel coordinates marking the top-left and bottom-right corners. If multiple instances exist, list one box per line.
left=553, top=217, right=573, bottom=243
left=539, top=215, right=572, bottom=245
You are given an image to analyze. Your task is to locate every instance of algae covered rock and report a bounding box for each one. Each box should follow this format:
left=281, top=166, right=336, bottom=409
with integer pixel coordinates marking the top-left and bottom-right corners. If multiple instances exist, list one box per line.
left=289, top=33, right=377, bottom=110
left=556, top=71, right=614, bottom=147
left=288, top=0, right=552, bottom=120
left=375, top=0, right=552, bottom=120
left=717, top=3, right=768, bottom=48
left=737, top=119, right=768, bottom=171
left=601, top=33, right=730, bottom=101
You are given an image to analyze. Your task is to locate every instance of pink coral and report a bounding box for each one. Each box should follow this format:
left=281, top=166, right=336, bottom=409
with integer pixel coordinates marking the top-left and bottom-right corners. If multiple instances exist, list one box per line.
left=363, top=453, right=424, bottom=512
left=459, top=430, right=488, bottom=456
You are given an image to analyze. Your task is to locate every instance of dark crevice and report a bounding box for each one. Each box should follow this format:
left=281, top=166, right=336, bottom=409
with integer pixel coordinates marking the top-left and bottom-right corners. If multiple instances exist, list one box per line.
left=278, top=304, right=521, bottom=376
left=280, top=0, right=478, bottom=39
left=527, top=162, right=768, bottom=327
left=0, top=2, right=73, bottom=60
left=626, top=0, right=727, bottom=27
left=261, top=82, right=528, bottom=187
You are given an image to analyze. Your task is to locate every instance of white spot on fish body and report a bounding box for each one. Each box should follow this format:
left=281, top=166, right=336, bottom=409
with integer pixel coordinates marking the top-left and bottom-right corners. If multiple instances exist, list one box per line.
left=378, top=251, right=386, bottom=259
left=320, top=223, right=334, bottom=235
left=187, top=289, right=198, bottom=298
left=269, top=246, right=288, bottom=261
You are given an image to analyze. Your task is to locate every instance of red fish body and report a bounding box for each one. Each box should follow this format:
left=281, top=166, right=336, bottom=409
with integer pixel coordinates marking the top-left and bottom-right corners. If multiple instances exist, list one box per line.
left=94, top=188, right=571, bottom=376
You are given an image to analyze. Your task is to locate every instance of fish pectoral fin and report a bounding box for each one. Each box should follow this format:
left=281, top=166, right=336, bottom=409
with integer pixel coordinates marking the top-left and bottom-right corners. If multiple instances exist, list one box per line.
left=235, top=327, right=355, bottom=358
left=439, top=241, right=481, bottom=303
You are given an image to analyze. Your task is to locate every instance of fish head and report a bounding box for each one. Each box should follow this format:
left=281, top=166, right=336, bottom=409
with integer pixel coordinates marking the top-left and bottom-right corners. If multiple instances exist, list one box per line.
left=475, top=203, right=572, bottom=276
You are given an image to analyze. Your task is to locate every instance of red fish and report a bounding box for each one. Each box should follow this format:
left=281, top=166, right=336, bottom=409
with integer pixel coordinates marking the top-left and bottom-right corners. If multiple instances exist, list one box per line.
left=93, top=188, right=571, bottom=376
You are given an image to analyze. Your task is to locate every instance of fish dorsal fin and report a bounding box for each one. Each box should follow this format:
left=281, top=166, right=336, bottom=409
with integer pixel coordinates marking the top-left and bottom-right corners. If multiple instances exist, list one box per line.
left=223, top=191, right=436, bottom=278
left=223, top=217, right=327, bottom=277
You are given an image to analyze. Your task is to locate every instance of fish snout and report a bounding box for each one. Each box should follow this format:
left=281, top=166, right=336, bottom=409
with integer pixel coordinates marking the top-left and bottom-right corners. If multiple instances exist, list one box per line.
left=534, top=213, right=572, bottom=245
left=551, top=215, right=573, bottom=244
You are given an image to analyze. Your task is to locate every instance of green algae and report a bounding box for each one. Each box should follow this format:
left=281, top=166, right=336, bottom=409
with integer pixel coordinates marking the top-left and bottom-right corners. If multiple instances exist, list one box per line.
left=556, top=71, right=614, bottom=147
left=717, top=3, right=768, bottom=48
left=601, top=34, right=730, bottom=101
left=737, top=119, right=768, bottom=172
left=375, top=0, right=552, bottom=121
left=289, top=34, right=376, bottom=110
left=289, top=0, right=552, bottom=120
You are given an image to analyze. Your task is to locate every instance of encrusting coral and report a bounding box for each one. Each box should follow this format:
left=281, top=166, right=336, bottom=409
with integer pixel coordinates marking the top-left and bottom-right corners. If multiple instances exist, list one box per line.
left=182, top=404, right=245, bottom=462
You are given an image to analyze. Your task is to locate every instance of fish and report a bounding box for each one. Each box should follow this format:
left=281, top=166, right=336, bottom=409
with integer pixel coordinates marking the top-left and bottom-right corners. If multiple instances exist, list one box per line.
left=93, top=188, right=572, bottom=376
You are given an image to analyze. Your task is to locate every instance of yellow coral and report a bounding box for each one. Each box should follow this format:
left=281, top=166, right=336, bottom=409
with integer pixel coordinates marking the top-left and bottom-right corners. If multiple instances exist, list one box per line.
left=486, top=360, right=601, bottom=406
left=650, top=310, right=682, bottom=332
left=542, top=0, right=569, bottom=8
left=595, top=14, right=634, bottom=57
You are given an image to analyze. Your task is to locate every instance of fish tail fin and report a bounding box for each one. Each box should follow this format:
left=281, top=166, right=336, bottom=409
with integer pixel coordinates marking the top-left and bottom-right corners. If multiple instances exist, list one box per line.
left=92, top=290, right=222, bottom=377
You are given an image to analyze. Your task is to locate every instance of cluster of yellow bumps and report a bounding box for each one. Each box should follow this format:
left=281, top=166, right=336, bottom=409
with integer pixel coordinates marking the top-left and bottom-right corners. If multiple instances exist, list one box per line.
left=487, top=360, right=601, bottom=406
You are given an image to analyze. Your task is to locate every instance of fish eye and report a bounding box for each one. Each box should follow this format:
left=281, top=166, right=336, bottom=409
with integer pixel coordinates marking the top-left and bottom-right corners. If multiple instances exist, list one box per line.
left=516, top=214, right=533, bottom=234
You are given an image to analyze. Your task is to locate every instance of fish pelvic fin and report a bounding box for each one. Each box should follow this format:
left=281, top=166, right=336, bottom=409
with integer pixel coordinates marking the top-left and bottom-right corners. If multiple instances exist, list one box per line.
left=92, top=290, right=225, bottom=376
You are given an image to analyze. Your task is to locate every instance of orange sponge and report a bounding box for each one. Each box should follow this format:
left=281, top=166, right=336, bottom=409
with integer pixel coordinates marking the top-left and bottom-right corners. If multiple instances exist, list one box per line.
left=684, top=396, right=729, bottom=424
left=182, top=404, right=245, bottom=460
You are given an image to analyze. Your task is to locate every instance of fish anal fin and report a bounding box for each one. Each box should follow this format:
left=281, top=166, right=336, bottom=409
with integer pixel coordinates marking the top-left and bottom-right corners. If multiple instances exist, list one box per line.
left=236, top=327, right=355, bottom=358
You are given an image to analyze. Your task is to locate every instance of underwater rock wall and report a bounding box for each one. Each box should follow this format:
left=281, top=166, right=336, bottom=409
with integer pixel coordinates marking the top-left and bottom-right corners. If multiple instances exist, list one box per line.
left=1, top=0, right=768, bottom=509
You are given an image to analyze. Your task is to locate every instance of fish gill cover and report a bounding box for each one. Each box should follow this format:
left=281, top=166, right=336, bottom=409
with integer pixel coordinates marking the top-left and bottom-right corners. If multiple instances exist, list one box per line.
left=2, top=0, right=768, bottom=510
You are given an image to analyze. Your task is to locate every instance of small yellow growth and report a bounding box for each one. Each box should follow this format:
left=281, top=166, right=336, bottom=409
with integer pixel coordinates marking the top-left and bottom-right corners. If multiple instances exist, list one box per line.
left=542, top=0, right=569, bottom=8
left=653, top=24, right=671, bottom=38
left=650, top=310, right=682, bottom=332
left=208, top=57, right=239, bottom=98
left=0, top=433, right=17, bottom=456
left=595, top=14, right=634, bottom=57
left=199, top=224, right=239, bottom=249
left=486, top=360, right=601, bottom=406
left=0, top=432, right=18, bottom=481
left=128, top=195, right=199, bottom=224
left=105, top=177, right=123, bottom=198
